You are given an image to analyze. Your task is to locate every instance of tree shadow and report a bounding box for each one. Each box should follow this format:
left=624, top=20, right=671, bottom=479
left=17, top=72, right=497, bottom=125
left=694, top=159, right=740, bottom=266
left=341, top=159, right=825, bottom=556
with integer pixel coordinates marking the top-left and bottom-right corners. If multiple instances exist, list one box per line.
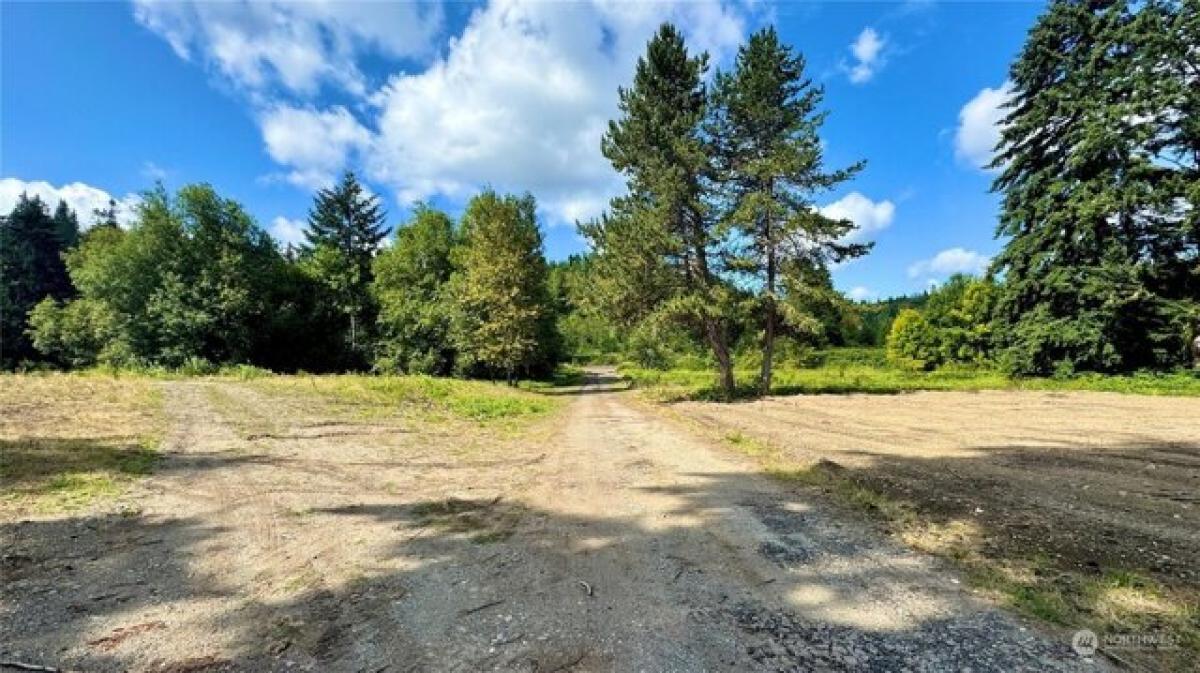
left=531, top=372, right=633, bottom=396
left=1, top=461, right=1105, bottom=671
left=2, top=512, right=232, bottom=670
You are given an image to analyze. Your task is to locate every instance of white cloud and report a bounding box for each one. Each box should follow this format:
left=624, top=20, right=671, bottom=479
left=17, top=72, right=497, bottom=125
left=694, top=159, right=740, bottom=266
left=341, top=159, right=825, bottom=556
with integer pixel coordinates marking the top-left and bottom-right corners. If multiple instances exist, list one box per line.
left=268, top=216, right=306, bottom=247
left=907, top=247, right=990, bottom=279
left=847, top=286, right=877, bottom=301
left=260, top=105, right=372, bottom=190
left=0, top=178, right=141, bottom=228
left=137, top=0, right=752, bottom=226
left=132, top=0, right=444, bottom=97
left=820, top=192, right=896, bottom=243
left=363, top=0, right=748, bottom=223
left=846, top=27, right=885, bottom=84
left=955, top=81, right=1012, bottom=171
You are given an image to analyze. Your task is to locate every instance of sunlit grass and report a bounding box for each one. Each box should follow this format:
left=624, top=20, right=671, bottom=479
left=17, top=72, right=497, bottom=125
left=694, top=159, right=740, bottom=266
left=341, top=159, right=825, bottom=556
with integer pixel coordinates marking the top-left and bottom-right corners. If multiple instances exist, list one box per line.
left=0, top=373, right=164, bottom=513
left=621, top=348, right=1200, bottom=401
left=251, top=373, right=562, bottom=426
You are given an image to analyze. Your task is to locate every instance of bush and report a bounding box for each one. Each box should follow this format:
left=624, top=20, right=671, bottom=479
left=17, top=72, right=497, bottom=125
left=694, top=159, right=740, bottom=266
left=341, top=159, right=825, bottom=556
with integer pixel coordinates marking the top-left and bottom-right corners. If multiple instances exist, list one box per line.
left=28, top=298, right=128, bottom=369
left=886, top=276, right=996, bottom=371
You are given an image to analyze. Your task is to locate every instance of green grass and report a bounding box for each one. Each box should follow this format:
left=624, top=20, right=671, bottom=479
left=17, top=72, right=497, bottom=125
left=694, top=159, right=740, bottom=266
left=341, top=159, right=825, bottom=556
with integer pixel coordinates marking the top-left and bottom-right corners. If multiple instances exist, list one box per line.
left=0, top=374, right=165, bottom=514
left=622, top=348, right=1200, bottom=400
left=0, top=438, right=160, bottom=513
left=254, top=373, right=562, bottom=425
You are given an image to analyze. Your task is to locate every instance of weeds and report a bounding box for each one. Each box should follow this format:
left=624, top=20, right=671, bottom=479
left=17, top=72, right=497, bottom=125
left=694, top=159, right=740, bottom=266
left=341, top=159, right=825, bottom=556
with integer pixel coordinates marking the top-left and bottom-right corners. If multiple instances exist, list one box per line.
left=252, top=374, right=560, bottom=426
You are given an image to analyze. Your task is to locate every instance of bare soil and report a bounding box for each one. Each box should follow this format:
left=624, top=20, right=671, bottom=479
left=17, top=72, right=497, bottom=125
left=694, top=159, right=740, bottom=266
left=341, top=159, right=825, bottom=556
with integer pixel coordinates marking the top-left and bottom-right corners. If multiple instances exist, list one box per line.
left=671, top=388, right=1200, bottom=669
left=3, top=374, right=1108, bottom=671
left=674, top=390, right=1199, bottom=587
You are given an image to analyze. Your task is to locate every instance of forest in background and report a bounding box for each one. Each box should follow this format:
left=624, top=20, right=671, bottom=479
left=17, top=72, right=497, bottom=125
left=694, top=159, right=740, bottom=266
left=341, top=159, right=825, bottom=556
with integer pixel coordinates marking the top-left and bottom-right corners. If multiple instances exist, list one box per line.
left=2, top=0, right=1197, bottom=395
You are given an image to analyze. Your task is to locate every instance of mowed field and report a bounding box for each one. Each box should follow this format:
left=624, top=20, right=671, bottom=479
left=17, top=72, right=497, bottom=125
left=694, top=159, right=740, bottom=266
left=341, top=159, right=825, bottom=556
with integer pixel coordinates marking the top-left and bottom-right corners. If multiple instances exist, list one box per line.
left=670, top=389, right=1200, bottom=670
left=0, top=371, right=1194, bottom=671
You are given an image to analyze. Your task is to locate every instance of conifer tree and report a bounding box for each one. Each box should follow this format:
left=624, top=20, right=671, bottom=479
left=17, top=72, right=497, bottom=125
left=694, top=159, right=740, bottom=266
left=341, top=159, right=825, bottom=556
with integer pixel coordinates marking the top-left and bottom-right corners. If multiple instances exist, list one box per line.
left=302, top=170, right=387, bottom=356
left=91, top=198, right=121, bottom=229
left=52, top=200, right=80, bottom=250
left=709, top=27, right=869, bottom=393
left=991, top=0, right=1198, bottom=374
left=593, top=23, right=737, bottom=397
left=0, top=195, right=73, bottom=367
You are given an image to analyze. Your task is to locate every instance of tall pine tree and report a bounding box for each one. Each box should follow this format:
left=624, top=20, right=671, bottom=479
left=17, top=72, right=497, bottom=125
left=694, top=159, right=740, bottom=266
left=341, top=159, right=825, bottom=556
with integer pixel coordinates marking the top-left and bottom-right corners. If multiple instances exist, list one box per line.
left=302, top=171, right=388, bottom=357
left=593, top=23, right=737, bottom=397
left=709, top=27, right=869, bottom=393
left=991, top=0, right=1198, bottom=374
left=52, top=200, right=81, bottom=250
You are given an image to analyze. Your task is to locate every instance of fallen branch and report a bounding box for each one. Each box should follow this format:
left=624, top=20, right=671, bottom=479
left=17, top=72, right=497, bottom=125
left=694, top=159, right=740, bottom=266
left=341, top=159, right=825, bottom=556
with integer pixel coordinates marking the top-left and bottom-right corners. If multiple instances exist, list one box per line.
left=459, top=599, right=504, bottom=616
left=1, top=661, right=69, bottom=673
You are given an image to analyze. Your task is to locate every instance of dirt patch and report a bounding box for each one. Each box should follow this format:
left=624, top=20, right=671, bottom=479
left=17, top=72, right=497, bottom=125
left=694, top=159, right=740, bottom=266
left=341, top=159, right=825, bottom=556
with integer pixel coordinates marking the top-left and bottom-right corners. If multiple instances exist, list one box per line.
left=2, top=374, right=1107, bottom=671
left=672, top=389, right=1200, bottom=670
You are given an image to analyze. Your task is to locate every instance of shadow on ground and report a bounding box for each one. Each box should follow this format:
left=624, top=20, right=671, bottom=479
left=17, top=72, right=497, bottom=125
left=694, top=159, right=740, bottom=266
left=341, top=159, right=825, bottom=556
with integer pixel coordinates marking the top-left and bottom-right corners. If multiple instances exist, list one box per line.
left=0, top=447, right=1121, bottom=672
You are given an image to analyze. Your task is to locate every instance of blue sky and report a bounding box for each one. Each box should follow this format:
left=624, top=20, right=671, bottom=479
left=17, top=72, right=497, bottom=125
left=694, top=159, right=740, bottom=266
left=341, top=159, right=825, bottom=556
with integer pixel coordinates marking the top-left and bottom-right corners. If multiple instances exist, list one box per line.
left=1, top=1, right=1043, bottom=299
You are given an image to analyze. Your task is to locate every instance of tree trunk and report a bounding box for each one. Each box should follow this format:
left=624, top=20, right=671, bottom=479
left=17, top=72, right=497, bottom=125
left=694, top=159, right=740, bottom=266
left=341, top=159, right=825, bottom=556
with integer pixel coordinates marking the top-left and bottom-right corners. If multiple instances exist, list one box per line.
left=706, top=320, right=735, bottom=399
left=759, top=212, right=776, bottom=396
left=760, top=303, right=775, bottom=396
left=682, top=207, right=735, bottom=399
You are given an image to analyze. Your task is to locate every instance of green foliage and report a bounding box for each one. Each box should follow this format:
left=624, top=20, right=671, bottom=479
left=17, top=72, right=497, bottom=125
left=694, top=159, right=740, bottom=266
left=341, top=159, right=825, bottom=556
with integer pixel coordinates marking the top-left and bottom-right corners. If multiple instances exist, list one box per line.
left=31, top=184, right=284, bottom=369
left=548, top=255, right=624, bottom=360
left=622, top=347, right=1200, bottom=401
left=886, top=275, right=997, bottom=370
left=27, top=297, right=124, bottom=368
left=450, top=191, right=559, bottom=381
left=709, top=27, right=869, bottom=391
left=886, top=309, right=935, bottom=371
left=587, top=23, right=739, bottom=396
left=991, top=0, right=1199, bottom=375
left=0, top=194, right=77, bottom=367
left=846, top=293, right=930, bottom=346
left=372, top=205, right=457, bottom=374
left=301, top=171, right=388, bottom=362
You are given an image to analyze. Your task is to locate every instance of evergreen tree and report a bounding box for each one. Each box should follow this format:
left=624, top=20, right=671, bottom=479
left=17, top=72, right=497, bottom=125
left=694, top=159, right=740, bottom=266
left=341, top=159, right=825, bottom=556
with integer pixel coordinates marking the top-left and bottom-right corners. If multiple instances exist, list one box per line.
left=709, top=27, right=869, bottom=393
left=991, top=0, right=1198, bottom=374
left=372, top=205, right=458, bottom=374
left=450, top=191, right=557, bottom=382
left=591, top=23, right=737, bottom=397
left=91, top=198, right=121, bottom=230
left=52, top=200, right=80, bottom=250
left=0, top=194, right=73, bottom=367
left=302, top=171, right=388, bottom=357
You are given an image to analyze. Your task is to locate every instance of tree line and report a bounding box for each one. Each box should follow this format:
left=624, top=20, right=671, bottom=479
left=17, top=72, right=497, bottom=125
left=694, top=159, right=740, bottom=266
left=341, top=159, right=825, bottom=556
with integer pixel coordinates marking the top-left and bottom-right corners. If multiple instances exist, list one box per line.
left=3, top=2, right=1196, bottom=388
left=1, top=174, right=559, bottom=381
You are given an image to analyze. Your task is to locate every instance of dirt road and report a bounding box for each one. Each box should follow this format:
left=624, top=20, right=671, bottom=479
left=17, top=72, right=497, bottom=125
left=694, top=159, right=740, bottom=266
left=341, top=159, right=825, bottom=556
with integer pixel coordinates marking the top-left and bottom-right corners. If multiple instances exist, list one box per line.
left=3, top=373, right=1102, bottom=671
